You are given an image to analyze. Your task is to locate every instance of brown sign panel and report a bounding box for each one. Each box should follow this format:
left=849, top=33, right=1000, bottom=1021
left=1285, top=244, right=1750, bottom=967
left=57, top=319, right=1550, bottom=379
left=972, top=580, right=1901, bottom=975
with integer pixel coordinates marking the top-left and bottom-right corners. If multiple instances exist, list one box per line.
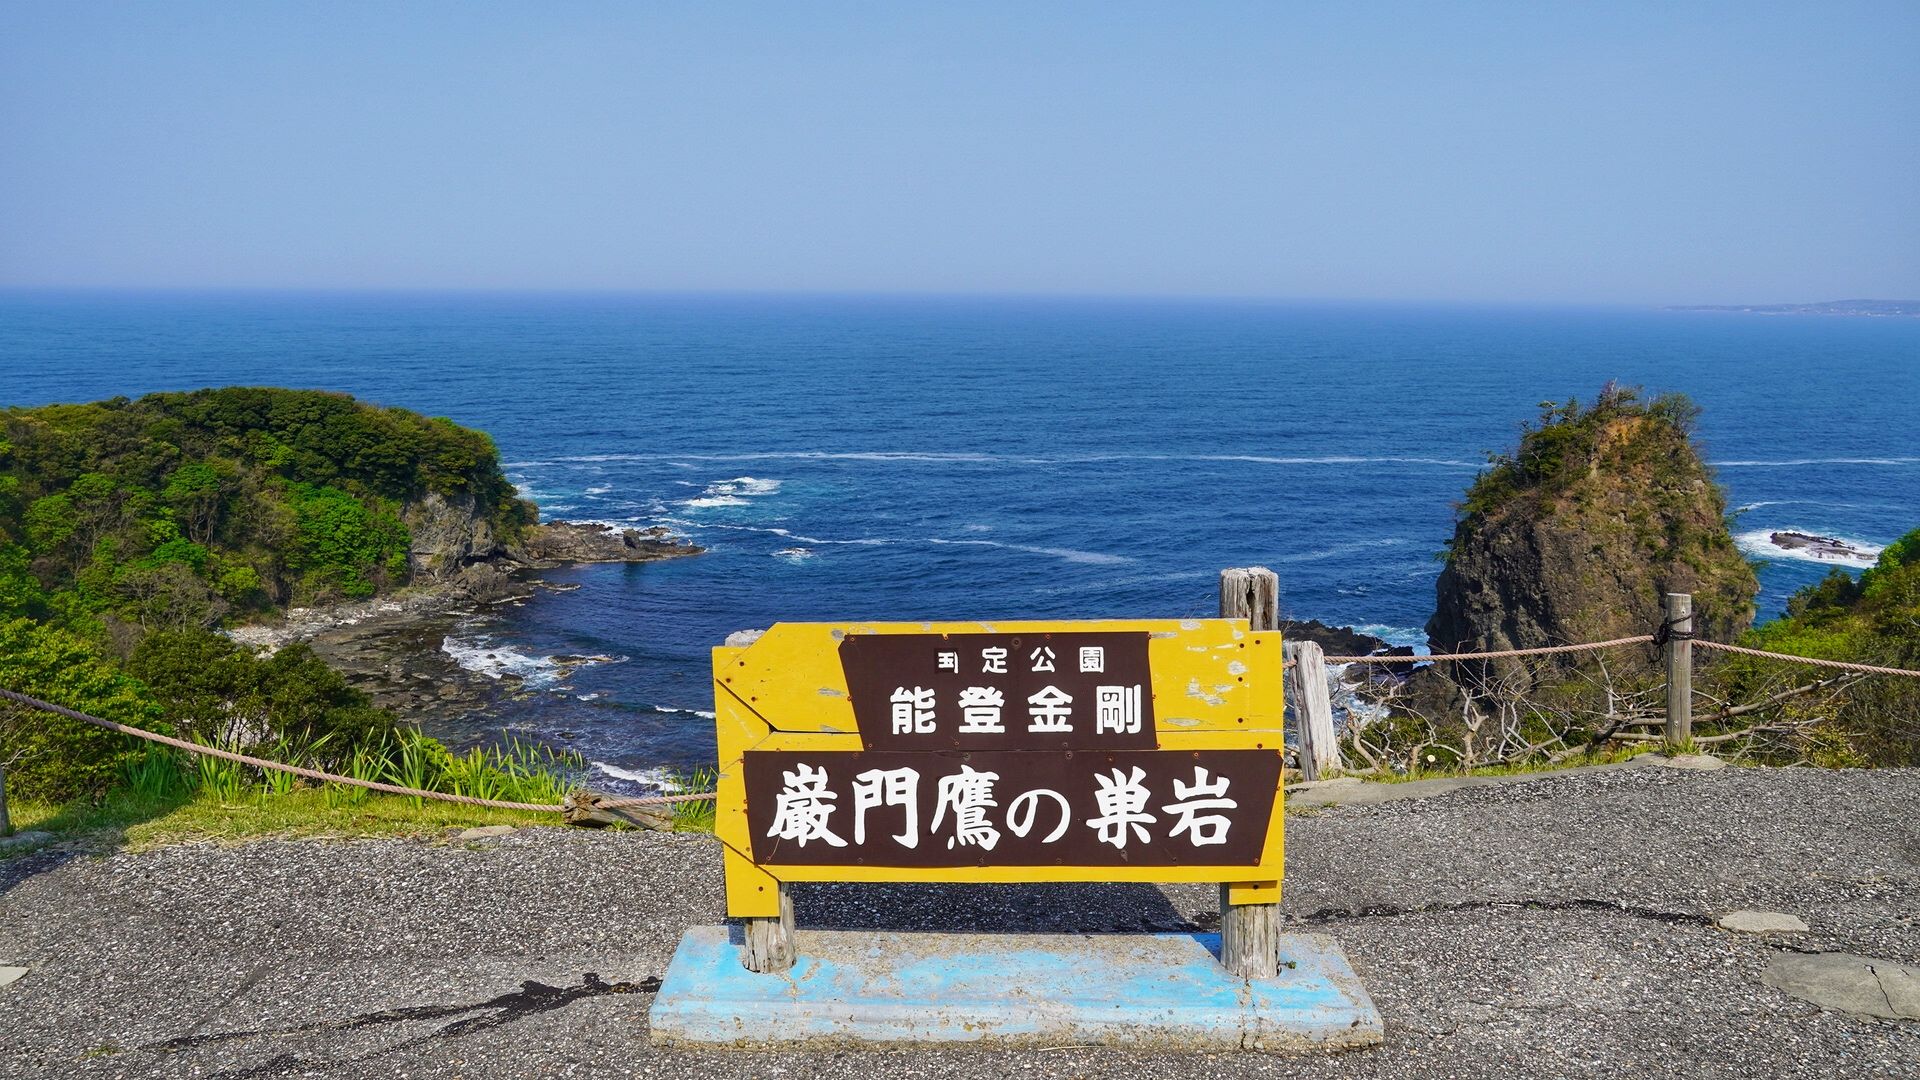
left=839, top=631, right=1156, bottom=751
left=743, top=748, right=1280, bottom=868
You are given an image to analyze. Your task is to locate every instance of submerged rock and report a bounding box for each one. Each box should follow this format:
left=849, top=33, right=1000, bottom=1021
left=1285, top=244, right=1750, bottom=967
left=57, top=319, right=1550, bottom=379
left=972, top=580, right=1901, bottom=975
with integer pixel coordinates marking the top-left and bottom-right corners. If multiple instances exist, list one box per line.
left=1768, top=531, right=1871, bottom=562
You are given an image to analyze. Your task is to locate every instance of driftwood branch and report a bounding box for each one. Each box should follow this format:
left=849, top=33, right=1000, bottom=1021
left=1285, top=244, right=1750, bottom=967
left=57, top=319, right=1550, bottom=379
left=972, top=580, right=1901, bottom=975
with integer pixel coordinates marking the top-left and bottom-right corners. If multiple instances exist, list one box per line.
left=1689, top=674, right=1863, bottom=726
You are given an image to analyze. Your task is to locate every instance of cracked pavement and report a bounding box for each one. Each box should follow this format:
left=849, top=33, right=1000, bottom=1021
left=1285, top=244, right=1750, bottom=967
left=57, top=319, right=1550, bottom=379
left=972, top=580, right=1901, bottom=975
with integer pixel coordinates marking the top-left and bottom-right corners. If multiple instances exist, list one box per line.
left=2, top=765, right=1916, bottom=1078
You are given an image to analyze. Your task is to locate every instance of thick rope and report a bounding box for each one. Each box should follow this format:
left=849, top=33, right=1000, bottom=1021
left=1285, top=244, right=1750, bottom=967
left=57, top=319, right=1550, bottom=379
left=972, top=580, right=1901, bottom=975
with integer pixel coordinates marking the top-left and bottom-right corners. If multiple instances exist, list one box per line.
left=1691, top=640, right=1920, bottom=678
left=1321, top=635, right=1655, bottom=664
left=0, top=688, right=716, bottom=811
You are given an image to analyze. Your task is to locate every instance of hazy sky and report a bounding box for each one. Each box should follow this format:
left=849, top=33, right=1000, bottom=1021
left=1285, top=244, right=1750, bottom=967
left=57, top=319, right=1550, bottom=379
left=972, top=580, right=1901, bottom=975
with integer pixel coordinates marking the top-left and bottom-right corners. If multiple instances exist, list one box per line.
left=2, top=2, right=1915, bottom=303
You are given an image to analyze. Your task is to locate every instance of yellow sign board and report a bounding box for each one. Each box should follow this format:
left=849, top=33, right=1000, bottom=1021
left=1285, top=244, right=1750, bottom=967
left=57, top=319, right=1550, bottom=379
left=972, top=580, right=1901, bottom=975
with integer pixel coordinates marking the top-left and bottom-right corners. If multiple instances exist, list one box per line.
left=713, top=619, right=1285, bottom=917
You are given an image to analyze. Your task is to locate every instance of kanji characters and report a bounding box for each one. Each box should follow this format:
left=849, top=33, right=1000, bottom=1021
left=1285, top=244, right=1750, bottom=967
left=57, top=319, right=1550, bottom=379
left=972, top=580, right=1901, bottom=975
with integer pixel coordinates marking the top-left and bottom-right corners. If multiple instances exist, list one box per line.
left=765, top=762, right=846, bottom=848
left=1029, top=646, right=1056, bottom=672
left=981, top=646, right=1008, bottom=673
left=956, top=685, right=1006, bottom=734
left=1085, top=765, right=1156, bottom=849
left=890, top=685, right=936, bottom=735
left=1161, top=766, right=1236, bottom=846
left=1078, top=646, right=1104, bottom=673
left=1095, top=684, right=1142, bottom=735
left=1027, top=685, right=1073, bottom=732
left=852, top=767, right=920, bottom=848
left=931, top=765, right=1001, bottom=850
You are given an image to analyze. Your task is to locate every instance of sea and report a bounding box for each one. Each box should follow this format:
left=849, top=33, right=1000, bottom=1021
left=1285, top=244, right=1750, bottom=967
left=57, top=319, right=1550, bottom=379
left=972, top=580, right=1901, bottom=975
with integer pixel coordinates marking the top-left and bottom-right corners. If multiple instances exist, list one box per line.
left=5, top=292, right=1917, bottom=790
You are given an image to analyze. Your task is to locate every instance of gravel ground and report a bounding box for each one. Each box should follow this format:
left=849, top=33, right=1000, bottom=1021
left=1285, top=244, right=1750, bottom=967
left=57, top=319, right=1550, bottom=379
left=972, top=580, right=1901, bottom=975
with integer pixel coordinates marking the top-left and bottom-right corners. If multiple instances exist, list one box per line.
left=2, top=765, right=1915, bottom=1079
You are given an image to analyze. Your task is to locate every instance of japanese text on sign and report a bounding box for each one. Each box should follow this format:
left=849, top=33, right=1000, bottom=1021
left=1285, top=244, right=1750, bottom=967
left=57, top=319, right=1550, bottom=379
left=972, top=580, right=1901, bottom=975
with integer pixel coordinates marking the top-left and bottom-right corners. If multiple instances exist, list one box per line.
left=743, top=749, right=1281, bottom=867
left=840, top=631, right=1156, bottom=750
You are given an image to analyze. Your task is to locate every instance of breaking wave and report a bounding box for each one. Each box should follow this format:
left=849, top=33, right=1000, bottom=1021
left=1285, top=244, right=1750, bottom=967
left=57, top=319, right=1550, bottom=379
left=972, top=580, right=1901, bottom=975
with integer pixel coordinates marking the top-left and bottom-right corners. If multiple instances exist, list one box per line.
left=1735, top=529, right=1884, bottom=569
left=442, top=633, right=564, bottom=688
left=679, top=475, right=783, bottom=510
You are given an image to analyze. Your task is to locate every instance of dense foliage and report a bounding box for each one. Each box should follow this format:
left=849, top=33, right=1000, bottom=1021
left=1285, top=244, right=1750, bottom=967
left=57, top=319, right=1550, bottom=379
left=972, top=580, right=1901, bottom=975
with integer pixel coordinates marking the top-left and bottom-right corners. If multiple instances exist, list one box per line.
left=1457, top=383, right=1705, bottom=523
left=0, top=388, right=536, bottom=803
left=1715, top=527, right=1920, bottom=765
left=1, top=388, right=532, bottom=621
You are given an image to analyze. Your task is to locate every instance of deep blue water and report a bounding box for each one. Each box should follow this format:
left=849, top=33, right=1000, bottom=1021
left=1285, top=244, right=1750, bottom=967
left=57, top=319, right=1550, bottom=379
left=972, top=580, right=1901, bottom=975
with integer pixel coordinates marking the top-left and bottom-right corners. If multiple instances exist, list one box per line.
left=4, top=292, right=1916, bottom=787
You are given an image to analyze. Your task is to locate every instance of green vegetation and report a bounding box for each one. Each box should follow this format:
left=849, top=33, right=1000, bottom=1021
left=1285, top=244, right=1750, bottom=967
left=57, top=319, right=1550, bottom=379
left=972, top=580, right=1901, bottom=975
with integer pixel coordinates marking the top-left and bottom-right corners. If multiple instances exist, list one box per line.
left=0, top=388, right=571, bottom=833
left=1458, top=384, right=1703, bottom=522
left=1, top=387, right=533, bottom=622
left=1710, top=526, right=1920, bottom=765
left=4, top=739, right=716, bottom=855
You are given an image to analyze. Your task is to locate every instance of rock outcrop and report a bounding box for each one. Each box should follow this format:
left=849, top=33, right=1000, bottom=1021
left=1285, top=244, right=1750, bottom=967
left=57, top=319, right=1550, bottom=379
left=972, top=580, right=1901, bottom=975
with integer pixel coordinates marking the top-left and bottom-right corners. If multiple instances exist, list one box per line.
left=1427, top=387, right=1757, bottom=680
left=520, top=522, right=703, bottom=566
left=402, top=492, right=702, bottom=601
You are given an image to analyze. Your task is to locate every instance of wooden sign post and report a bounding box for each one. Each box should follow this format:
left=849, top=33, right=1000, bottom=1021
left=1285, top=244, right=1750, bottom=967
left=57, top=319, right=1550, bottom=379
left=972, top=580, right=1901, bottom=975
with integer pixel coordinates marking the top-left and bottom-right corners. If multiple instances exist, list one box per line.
left=711, top=619, right=1287, bottom=976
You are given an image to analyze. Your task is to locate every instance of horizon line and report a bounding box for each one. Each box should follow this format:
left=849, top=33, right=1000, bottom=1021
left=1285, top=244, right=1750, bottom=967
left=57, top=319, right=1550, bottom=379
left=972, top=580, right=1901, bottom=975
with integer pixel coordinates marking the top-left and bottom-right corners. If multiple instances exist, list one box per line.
left=4, top=285, right=1905, bottom=311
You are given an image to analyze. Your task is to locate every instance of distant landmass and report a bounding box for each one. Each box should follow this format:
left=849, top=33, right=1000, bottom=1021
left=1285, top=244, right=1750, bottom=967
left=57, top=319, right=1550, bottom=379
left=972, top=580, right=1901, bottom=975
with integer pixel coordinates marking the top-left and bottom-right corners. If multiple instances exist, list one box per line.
left=1667, top=299, right=1920, bottom=317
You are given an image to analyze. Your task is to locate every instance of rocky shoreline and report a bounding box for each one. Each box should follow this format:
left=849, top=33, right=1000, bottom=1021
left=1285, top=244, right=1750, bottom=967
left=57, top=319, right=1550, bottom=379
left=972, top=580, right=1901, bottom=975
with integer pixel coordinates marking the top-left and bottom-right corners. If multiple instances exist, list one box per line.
left=224, top=520, right=703, bottom=736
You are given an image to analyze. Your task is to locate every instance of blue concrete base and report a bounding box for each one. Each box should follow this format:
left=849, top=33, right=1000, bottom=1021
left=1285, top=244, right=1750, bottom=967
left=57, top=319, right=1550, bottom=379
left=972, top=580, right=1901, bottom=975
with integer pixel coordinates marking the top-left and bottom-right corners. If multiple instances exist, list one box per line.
left=649, top=926, right=1383, bottom=1050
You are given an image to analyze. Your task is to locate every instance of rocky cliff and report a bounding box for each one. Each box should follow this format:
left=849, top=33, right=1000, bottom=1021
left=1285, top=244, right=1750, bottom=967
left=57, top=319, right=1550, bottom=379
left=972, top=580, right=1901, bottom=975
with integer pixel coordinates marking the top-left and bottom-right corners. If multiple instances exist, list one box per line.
left=1428, top=387, right=1757, bottom=677
left=404, top=492, right=701, bottom=600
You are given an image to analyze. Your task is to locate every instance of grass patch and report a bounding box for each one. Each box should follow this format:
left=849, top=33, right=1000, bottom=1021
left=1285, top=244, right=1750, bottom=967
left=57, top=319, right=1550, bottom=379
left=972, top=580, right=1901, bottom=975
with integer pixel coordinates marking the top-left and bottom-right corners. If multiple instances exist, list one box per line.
left=664, top=766, right=718, bottom=834
left=5, top=786, right=559, bottom=854
left=1351, top=743, right=1666, bottom=785
left=5, top=744, right=720, bottom=858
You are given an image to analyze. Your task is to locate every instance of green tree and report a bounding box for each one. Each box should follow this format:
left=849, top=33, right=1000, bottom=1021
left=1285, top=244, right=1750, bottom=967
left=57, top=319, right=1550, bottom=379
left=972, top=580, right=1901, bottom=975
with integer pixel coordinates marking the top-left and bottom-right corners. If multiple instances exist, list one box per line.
left=127, top=631, right=397, bottom=758
left=161, top=461, right=231, bottom=545
left=0, top=617, right=164, bottom=800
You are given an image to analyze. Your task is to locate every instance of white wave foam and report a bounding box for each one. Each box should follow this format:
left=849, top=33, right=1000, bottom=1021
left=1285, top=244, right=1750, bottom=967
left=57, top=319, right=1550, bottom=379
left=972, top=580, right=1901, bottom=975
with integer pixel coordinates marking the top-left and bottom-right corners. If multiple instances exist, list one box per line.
left=1714, top=458, right=1919, bottom=467
left=589, top=761, right=677, bottom=790
left=1031, top=570, right=1214, bottom=595
left=442, top=634, right=563, bottom=688
left=584, top=485, right=614, bottom=496
left=1735, top=529, right=1884, bottom=569
left=679, top=475, right=783, bottom=511
left=925, top=537, right=1133, bottom=565
left=1349, top=624, right=1429, bottom=648
left=1274, top=538, right=1412, bottom=565
left=522, top=451, right=1486, bottom=468
left=665, top=518, right=1130, bottom=565
left=773, top=547, right=815, bottom=560
left=650, top=704, right=718, bottom=719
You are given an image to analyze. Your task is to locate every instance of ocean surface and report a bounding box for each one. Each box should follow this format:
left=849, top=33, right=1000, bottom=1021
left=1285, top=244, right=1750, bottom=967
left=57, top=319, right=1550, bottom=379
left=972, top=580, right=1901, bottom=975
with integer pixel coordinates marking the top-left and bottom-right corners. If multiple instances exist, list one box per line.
left=5, top=292, right=1917, bottom=789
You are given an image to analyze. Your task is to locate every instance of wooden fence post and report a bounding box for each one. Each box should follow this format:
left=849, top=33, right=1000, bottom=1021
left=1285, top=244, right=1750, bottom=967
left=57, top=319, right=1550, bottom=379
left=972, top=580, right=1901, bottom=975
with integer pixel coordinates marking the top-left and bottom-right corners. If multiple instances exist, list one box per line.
left=742, top=883, right=795, bottom=973
left=1218, top=567, right=1282, bottom=978
left=1285, top=641, right=1339, bottom=780
left=0, top=765, right=11, bottom=838
left=1663, top=592, right=1693, bottom=750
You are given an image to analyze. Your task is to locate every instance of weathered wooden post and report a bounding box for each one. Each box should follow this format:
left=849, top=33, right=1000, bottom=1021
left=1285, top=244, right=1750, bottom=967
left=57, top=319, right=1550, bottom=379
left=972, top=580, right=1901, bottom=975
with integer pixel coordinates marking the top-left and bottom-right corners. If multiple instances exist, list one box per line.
left=1285, top=641, right=1339, bottom=781
left=1663, top=592, right=1693, bottom=750
left=0, top=764, right=11, bottom=839
left=1219, top=567, right=1283, bottom=978
left=742, top=884, right=795, bottom=973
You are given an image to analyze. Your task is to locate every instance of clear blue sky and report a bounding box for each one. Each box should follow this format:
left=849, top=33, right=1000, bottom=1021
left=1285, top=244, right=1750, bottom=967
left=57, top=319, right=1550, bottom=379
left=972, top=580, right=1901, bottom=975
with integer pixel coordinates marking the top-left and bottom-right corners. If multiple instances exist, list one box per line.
left=2, top=2, right=1915, bottom=303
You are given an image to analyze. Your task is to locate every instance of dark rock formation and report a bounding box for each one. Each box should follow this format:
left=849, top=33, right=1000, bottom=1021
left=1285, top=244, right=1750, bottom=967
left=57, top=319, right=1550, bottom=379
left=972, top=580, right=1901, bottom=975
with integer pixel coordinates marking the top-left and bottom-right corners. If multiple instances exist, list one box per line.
left=520, top=521, right=704, bottom=565
left=1281, top=619, right=1390, bottom=657
left=400, top=491, right=702, bottom=602
left=1427, top=388, right=1757, bottom=682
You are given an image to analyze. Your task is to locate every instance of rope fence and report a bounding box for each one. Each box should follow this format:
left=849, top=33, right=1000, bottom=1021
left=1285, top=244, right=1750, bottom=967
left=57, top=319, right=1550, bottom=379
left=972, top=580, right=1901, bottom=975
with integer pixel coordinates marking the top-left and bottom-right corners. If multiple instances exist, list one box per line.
left=1322, top=635, right=1655, bottom=665
left=4, top=620, right=1916, bottom=818
left=1315, top=634, right=1920, bottom=677
left=1691, top=639, right=1920, bottom=678
left=0, top=687, right=715, bottom=813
